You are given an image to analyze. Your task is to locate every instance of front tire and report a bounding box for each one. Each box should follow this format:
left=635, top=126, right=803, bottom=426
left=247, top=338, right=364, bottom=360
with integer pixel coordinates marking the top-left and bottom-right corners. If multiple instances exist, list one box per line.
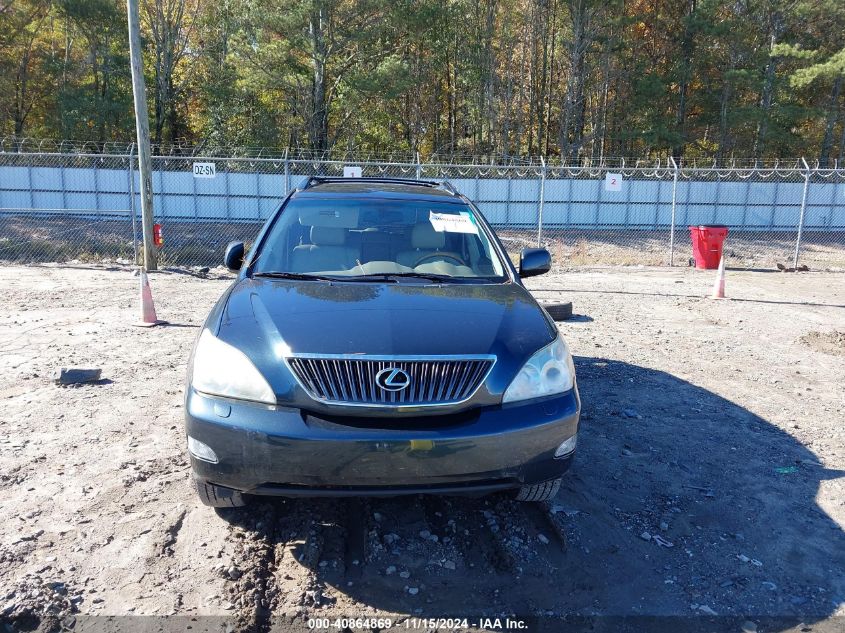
left=195, top=479, right=247, bottom=508
left=515, top=478, right=561, bottom=502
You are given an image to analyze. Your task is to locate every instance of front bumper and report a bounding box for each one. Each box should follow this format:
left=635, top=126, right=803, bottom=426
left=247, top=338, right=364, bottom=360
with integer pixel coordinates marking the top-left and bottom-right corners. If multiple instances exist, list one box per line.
left=185, top=387, right=580, bottom=497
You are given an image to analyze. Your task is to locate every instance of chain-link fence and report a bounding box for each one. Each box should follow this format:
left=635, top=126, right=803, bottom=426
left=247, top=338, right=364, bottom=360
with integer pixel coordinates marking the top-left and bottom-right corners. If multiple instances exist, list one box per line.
left=1, top=148, right=844, bottom=270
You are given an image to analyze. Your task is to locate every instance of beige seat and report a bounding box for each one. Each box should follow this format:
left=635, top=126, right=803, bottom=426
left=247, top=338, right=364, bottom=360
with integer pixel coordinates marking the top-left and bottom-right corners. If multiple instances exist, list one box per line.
left=289, top=226, right=357, bottom=273
left=396, top=223, right=446, bottom=268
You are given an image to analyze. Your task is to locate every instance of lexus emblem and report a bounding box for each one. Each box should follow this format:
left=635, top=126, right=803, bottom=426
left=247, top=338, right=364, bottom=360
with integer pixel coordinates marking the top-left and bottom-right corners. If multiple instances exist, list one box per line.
left=375, top=367, right=411, bottom=392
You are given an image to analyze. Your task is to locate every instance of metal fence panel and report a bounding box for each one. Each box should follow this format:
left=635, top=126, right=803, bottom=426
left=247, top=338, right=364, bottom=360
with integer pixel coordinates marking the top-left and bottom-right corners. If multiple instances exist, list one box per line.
left=796, top=168, right=845, bottom=269
left=1, top=150, right=844, bottom=270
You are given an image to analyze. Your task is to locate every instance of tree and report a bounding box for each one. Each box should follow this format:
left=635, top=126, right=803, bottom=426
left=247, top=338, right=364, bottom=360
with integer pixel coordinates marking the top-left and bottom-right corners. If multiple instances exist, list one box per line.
left=1, top=0, right=843, bottom=160
left=56, top=0, right=134, bottom=141
left=143, top=0, right=199, bottom=145
left=0, top=0, right=50, bottom=139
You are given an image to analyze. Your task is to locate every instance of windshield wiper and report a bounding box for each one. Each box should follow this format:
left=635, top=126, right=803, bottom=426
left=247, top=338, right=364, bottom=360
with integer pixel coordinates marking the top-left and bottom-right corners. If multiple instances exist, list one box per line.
left=253, top=271, right=344, bottom=282
left=254, top=271, right=473, bottom=284
left=347, top=272, right=457, bottom=283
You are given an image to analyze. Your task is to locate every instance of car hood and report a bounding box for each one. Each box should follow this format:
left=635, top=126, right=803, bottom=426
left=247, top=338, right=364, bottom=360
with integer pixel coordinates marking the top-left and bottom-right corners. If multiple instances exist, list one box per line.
left=216, top=278, right=555, bottom=368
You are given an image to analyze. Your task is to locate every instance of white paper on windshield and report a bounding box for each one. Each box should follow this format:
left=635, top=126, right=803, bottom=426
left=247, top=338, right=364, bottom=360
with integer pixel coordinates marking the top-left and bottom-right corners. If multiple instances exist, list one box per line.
left=429, top=211, right=478, bottom=234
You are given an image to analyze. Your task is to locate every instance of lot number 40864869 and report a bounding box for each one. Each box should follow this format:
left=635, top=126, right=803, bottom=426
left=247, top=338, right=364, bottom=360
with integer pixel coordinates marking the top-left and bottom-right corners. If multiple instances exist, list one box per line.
left=193, top=162, right=216, bottom=178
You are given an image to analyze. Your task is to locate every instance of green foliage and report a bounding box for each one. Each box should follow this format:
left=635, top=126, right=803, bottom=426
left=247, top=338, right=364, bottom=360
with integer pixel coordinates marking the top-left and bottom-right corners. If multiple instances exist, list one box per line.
left=790, top=48, right=845, bottom=87
left=1, top=0, right=844, bottom=161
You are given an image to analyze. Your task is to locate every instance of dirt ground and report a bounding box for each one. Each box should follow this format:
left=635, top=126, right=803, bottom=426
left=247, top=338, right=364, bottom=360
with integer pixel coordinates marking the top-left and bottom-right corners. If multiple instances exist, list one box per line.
left=1, top=263, right=844, bottom=632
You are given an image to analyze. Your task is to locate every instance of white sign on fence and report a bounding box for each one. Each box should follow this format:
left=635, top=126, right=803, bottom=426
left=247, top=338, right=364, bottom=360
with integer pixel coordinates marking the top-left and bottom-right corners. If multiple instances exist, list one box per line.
left=193, top=162, right=216, bottom=179
left=605, top=172, right=623, bottom=192
left=343, top=166, right=362, bottom=178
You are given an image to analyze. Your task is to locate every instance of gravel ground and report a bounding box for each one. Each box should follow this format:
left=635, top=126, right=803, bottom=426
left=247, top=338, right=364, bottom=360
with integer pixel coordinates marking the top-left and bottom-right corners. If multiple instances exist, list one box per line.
left=1, top=263, right=844, bottom=632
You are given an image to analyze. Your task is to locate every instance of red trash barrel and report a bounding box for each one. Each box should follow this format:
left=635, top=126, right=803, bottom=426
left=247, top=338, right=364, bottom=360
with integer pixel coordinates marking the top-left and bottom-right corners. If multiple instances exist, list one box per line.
left=689, top=225, right=728, bottom=269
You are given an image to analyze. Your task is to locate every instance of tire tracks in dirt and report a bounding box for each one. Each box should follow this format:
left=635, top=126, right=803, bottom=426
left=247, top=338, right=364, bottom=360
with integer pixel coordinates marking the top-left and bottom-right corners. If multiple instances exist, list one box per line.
left=459, top=500, right=518, bottom=574
left=159, top=506, right=187, bottom=557
left=342, top=498, right=368, bottom=581
left=224, top=501, right=288, bottom=632
left=219, top=494, right=578, bottom=622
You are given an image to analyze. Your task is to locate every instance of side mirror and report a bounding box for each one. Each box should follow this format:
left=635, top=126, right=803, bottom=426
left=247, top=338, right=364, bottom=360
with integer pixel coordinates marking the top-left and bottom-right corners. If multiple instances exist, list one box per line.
left=224, top=241, right=245, bottom=272
left=519, top=247, right=551, bottom=278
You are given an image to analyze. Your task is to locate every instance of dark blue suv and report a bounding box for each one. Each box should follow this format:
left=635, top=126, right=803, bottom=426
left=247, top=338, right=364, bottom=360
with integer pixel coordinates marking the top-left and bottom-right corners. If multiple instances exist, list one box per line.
left=184, top=177, right=580, bottom=506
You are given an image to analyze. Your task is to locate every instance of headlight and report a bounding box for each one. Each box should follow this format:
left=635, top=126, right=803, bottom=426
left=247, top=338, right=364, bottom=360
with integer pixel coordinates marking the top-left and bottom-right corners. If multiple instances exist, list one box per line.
left=502, top=335, right=575, bottom=403
left=191, top=329, right=275, bottom=404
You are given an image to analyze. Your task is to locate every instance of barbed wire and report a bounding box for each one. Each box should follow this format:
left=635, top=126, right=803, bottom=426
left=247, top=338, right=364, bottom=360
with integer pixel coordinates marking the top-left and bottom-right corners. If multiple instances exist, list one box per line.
left=3, top=136, right=839, bottom=171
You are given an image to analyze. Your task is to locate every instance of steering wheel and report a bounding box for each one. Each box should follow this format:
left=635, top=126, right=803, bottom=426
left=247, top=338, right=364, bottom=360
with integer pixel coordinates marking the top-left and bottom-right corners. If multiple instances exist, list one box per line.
left=414, top=251, right=468, bottom=267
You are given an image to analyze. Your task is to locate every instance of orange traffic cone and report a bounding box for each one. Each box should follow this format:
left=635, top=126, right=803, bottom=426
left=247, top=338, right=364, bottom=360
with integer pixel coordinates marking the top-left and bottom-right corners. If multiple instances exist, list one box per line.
left=711, top=255, right=726, bottom=299
left=134, top=270, right=164, bottom=327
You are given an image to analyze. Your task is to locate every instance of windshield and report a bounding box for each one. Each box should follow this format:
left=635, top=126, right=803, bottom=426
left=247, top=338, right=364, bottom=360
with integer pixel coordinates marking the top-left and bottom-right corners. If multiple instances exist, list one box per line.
left=252, top=197, right=507, bottom=280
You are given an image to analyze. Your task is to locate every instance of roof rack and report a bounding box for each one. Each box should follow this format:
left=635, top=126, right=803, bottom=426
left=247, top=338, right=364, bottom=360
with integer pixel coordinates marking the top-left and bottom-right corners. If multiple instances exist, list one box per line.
left=298, top=176, right=458, bottom=194
left=439, top=180, right=458, bottom=195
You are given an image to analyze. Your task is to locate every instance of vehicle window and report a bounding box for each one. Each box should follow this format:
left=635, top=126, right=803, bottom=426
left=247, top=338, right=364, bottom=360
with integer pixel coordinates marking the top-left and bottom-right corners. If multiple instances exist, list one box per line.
left=253, top=197, right=507, bottom=280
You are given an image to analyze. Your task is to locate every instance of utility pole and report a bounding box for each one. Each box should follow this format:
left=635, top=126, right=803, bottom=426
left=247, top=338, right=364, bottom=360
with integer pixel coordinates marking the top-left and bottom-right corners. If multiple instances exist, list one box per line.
left=126, top=0, right=156, bottom=270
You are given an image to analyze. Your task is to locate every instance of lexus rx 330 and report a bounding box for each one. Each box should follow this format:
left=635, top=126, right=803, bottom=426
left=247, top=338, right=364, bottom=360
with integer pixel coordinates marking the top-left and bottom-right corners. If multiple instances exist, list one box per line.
left=184, top=177, right=580, bottom=507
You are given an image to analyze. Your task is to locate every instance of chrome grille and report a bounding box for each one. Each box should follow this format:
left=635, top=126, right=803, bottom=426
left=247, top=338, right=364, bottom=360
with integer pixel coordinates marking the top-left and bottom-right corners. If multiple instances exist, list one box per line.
left=287, top=356, right=495, bottom=406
